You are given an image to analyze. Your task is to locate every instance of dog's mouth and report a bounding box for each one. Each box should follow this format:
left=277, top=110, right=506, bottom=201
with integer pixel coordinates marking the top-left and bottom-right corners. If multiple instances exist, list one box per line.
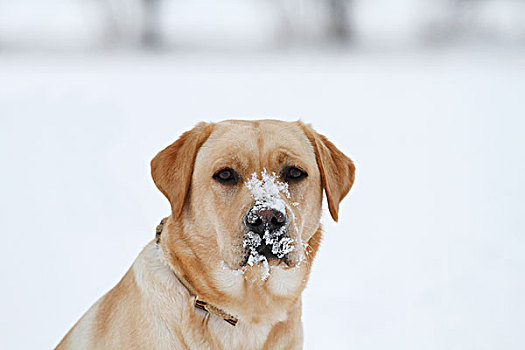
left=254, top=244, right=290, bottom=266
left=241, top=228, right=295, bottom=268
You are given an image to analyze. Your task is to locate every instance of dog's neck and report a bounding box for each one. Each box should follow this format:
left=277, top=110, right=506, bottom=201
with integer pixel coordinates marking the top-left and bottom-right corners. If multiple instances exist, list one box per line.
left=132, top=240, right=279, bottom=349
left=155, top=217, right=238, bottom=326
left=155, top=216, right=320, bottom=326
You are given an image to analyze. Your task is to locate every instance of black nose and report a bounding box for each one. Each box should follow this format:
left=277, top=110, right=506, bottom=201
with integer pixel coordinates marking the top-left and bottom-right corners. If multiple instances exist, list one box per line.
left=245, top=208, right=287, bottom=234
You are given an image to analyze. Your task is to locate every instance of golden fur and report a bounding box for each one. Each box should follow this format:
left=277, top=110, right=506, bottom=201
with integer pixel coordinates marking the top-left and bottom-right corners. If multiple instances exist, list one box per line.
left=56, top=120, right=355, bottom=349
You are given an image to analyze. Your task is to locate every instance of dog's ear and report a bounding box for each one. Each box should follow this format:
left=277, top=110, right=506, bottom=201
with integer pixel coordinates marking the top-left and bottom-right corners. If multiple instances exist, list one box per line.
left=151, top=122, right=214, bottom=219
left=299, top=122, right=355, bottom=222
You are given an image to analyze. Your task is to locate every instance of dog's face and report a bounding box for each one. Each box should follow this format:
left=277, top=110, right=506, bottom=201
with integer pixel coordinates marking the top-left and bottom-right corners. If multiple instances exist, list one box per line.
left=152, top=120, right=354, bottom=287
left=191, top=120, right=323, bottom=272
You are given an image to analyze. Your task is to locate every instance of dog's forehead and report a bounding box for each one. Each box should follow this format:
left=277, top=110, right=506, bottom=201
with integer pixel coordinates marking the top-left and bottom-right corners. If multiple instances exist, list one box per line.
left=197, top=120, right=315, bottom=167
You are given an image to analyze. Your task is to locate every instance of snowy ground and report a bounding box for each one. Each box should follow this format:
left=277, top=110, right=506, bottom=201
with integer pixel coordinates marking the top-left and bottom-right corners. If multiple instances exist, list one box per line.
left=1, top=48, right=524, bottom=349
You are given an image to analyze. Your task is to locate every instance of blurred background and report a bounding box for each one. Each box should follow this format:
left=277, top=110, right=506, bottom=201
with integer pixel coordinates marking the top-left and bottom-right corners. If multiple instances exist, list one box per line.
left=1, top=0, right=524, bottom=349
left=1, top=0, right=525, bottom=50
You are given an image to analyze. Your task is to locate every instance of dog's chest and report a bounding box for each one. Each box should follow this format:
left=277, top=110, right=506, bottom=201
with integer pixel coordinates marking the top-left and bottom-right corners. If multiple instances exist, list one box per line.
left=136, top=244, right=276, bottom=349
left=206, top=317, right=273, bottom=350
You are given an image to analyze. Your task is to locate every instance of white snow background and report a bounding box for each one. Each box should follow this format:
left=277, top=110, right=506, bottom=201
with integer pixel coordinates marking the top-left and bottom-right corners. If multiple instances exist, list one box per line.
left=1, top=2, right=525, bottom=350
left=1, top=49, right=524, bottom=350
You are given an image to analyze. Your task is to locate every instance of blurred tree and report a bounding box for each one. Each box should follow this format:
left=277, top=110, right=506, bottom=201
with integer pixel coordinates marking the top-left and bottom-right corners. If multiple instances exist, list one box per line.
left=327, top=0, right=353, bottom=42
left=273, top=0, right=355, bottom=46
left=141, top=0, right=163, bottom=48
left=97, top=0, right=123, bottom=46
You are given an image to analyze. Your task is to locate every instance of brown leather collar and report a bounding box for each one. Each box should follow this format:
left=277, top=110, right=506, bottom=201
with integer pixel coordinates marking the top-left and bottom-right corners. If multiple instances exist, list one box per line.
left=156, top=218, right=238, bottom=326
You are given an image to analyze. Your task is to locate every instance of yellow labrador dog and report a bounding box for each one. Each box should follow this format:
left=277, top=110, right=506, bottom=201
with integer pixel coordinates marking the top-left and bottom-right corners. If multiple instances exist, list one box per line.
left=56, top=120, right=355, bottom=349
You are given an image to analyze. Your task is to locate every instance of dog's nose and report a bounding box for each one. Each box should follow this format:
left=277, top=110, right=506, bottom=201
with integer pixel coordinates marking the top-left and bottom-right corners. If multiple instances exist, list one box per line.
left=245, top=208, right=287, bottom=233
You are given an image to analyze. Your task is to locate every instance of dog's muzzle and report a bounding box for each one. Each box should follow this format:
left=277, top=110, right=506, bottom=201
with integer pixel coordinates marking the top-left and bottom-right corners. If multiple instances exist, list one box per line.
left=244, top=207, right=288, bottom=260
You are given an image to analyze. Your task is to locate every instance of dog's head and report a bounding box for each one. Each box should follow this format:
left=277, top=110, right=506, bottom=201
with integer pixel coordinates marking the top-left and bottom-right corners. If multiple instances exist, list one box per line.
left=151, top=120, right=354, bottom=283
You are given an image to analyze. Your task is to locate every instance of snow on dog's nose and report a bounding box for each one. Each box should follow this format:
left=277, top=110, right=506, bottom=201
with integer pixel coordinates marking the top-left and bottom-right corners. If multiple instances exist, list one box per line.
left=242, top=170, right=297, bottom=280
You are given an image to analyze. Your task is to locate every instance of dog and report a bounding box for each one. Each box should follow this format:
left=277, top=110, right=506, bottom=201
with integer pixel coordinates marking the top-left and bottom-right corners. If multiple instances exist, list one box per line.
left=55, top=120, right=355, bottom=349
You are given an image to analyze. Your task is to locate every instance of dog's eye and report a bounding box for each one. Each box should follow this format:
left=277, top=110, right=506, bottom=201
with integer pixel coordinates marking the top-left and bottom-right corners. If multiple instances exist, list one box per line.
left=213, top=168, right=238, bottom=184
left=284, top=167, right=307, bottom=181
